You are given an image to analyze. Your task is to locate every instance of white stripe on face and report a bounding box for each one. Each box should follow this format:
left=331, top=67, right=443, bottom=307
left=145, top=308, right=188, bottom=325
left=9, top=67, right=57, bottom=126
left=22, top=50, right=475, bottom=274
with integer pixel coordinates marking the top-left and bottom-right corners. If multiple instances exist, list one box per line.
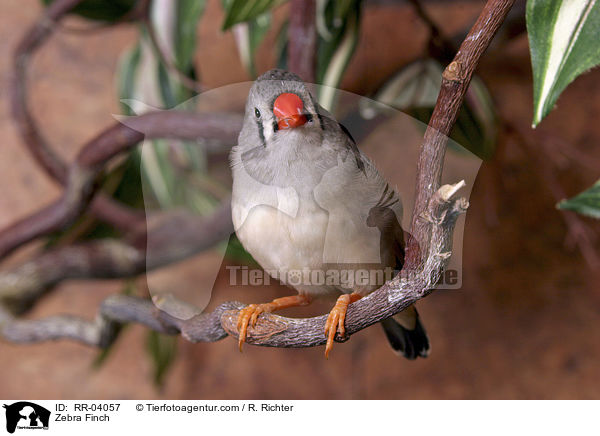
left=262, top=116, right=277, bottom=142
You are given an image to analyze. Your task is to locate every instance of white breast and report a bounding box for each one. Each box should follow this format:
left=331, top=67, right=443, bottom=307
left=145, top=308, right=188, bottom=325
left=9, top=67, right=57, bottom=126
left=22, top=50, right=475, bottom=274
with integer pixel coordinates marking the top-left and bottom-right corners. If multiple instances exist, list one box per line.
left=230, top=139, right=402, bottom=298
left=232, top=186, right=334, bottom=295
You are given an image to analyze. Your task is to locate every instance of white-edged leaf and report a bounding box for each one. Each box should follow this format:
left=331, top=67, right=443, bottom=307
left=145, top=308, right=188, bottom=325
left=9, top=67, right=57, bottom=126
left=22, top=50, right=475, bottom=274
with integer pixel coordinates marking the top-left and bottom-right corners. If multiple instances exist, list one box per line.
left=359, top=59, right=442, bottom=119
left=361, top=59, right=498, bottom=160
left=232, top=12, right=271, bottom=78
left=527, top=0, right=600, bottom=126
left=115, top=1, right=218, bottom=214
left=317, top=0, right=362, bottom=111
left=175, top=0, right=206, bottom=73
left=557, top=179, right=600, bottom=219
left=116, top=44, right=142, bottom=116
left=222, top=0, right=284, bottom=30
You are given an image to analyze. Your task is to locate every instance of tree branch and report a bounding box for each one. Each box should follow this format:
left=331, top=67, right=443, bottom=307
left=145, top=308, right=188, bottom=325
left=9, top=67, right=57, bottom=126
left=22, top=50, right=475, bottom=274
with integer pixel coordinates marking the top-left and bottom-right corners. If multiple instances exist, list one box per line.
left=1, top=295, right=236, bottom=346
left=1, top=0, right=514, bottom=351
left=11, top=0, right=147, bottom=232
left=1, top=184, right=466, bottom=346
left=0, top=111, right=242, bottom=261
left=288, top=0, right=317, bottom=83
left=408, top=0, right=515, bottom=267
left=0, top=203, right=232, bottom=314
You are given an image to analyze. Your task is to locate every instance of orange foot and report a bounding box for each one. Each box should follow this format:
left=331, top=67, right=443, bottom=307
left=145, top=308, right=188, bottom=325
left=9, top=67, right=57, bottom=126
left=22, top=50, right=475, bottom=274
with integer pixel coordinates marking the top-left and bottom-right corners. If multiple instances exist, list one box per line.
left=237, top=294, right=311, bottom=352
left=324, top=293, right=362, bottom=359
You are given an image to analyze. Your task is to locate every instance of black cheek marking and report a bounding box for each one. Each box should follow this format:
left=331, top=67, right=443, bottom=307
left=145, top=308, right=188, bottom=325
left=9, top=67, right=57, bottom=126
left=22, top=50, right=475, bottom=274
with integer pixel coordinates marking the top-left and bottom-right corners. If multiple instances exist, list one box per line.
left=273, top=120, right=279, bottom=133
left=317, top=114, right=325, bottom=131
left=256, top=119, right=266, bottom=147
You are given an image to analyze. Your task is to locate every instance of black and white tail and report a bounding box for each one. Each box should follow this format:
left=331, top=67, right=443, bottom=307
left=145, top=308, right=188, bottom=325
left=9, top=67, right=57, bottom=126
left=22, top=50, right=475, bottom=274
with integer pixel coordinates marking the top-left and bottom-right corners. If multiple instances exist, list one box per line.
left=380, top=311, right=430, bottom=360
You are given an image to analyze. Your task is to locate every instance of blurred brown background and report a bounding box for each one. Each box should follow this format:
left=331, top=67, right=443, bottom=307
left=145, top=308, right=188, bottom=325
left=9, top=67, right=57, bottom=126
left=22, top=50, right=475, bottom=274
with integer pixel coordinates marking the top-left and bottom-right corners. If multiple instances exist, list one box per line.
left=1, top=0, right=599, bottom=399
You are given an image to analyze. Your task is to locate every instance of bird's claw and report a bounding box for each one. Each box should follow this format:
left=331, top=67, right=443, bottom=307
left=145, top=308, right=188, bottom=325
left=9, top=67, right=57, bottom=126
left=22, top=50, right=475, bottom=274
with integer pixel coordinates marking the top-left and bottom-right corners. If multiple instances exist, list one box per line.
left=323, top=293, right=362, bottom=359
left=234, top=295, right=311, bottom=352
left=236, top=304, right=267, bottom=352
left=324, top=301, right=349, bottom=359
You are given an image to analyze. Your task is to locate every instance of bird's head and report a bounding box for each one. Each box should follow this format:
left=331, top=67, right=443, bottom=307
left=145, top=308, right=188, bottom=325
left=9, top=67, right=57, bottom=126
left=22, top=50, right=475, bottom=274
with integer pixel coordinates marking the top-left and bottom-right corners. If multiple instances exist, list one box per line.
left=244, top=69, right=321, bottom=147
left=233, top=69, right=339, bottom=189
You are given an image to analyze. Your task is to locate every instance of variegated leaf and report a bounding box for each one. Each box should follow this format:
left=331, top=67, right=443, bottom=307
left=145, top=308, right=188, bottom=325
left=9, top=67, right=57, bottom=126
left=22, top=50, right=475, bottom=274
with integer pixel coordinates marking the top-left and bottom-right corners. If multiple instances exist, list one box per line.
left=527, top=0, right=600, bottom=126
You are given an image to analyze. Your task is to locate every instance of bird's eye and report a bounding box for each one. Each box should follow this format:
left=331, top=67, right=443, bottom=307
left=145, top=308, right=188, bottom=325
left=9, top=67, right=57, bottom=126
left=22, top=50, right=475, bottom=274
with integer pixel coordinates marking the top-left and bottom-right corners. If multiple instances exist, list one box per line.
left=254, top=108, right=261, bottom=118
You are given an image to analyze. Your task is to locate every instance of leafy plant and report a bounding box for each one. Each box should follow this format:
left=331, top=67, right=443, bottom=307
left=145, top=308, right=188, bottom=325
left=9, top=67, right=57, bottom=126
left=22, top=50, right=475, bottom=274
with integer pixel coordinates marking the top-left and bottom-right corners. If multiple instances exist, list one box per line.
left=360, top=59, right=498, bottom=160
left=228, top=10, right=272, bottom=77
left=146, top=331, right=178, bottom=387
left=222, top=0, right=362, bottom=104
left=527, top=0, right=600, bottom=127
left=527, top=0, right=600, bottom=218
left=115, top=0, right=221, bottom=216
left=221, top=0, right=285, bottom=30
left=315, top=0, right=362, bottom=110
left=558, top=179, right=600, bottom=219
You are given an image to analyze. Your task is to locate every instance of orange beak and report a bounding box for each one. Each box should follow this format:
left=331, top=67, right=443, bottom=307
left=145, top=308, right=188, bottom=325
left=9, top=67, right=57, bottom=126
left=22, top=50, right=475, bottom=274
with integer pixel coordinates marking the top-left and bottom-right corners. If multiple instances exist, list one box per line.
left=273, top=93, right=307, bottom=130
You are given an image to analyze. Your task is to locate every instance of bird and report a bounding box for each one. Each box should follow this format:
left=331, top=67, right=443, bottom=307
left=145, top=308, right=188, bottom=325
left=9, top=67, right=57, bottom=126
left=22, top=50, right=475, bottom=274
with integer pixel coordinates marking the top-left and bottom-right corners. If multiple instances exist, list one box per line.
left=230, top=69, right=429, bottom=359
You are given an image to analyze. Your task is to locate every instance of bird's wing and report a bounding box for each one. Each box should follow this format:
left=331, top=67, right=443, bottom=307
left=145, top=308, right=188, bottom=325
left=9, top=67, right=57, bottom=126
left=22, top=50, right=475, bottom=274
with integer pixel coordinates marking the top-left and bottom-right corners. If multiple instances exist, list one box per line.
left=316, top=103, right=366, bottom=173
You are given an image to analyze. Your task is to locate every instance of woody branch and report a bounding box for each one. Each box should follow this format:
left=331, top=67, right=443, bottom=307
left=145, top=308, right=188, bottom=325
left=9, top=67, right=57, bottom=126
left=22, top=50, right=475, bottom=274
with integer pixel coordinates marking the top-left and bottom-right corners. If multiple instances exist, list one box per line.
left=1, top=0, right=514, bottom=348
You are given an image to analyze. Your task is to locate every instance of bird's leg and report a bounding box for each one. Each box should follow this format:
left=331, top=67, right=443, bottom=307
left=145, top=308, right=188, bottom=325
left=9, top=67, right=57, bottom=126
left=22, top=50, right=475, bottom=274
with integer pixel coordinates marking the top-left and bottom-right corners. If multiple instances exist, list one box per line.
left=237, top=294, right=312, bottom=351
left=324, top=292, right=363, bottom=359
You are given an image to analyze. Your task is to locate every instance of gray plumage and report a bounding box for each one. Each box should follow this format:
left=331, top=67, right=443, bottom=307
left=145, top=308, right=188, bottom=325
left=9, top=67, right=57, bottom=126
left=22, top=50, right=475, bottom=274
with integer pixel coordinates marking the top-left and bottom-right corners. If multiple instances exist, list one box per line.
left=230, top=69, right=429, bottom=359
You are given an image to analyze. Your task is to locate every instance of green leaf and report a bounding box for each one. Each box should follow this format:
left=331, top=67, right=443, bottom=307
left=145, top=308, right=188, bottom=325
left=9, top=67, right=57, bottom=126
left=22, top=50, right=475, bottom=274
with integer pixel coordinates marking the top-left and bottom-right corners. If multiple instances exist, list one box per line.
left=359, top=60, right=441, bottom=114
left=123, top=3, right=217, bottom=214
left=222, top=0, right=285, bottom=30
left=145, top=331, right=178, bottom=387
left=41, top=0, right=136, bottom=22
left=175, top=0, right=207, bottom=74
left=117, top=43, right=142, bottom=116
left=109, top=150, right=145, bottom=209
left=275, top=19, right=289, bottom=69
left=157, top=61, right=178, bottom=108
left=112, top=1, right=225, bottom=229
left=224, top=233, right=259, bottom=266
left=332, top=0, right=356, bottom=22
left=249, top=13, right=272, bottom=74
left=232, top=12, right=272, bottom=77
left=140, top=140, right=176, bottom=208
left=361, top=59, right=498, bottom=160
left=557, top=179, right=600, bottom=219
left=316, top=0, right=362, bottom=111
left=527, top=0, right=600, bottom=126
